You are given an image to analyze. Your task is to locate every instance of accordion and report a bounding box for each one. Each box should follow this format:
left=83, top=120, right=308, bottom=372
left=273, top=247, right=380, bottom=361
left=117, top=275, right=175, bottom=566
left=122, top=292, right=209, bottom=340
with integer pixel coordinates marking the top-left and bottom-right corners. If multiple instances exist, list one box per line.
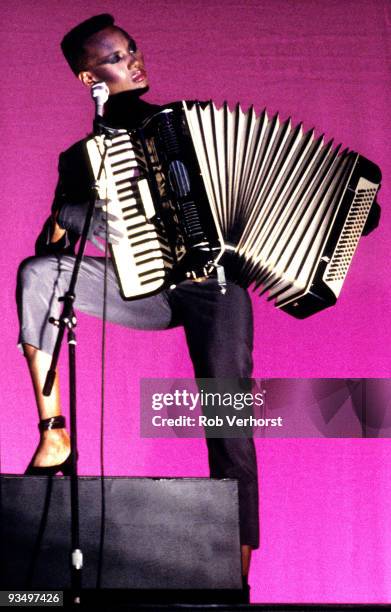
left=86, top=101, right=381, bottom=319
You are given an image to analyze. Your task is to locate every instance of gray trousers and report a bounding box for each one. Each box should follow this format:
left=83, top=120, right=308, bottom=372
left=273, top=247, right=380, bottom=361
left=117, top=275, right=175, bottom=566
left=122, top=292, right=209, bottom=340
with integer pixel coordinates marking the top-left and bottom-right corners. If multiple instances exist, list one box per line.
left=17, top=255, right=259, bottom=547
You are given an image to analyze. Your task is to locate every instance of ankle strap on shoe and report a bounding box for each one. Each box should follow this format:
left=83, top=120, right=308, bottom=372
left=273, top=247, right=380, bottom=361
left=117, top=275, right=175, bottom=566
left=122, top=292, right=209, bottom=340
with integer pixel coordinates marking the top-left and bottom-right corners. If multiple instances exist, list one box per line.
left=38, top=416, right=66, bottom=432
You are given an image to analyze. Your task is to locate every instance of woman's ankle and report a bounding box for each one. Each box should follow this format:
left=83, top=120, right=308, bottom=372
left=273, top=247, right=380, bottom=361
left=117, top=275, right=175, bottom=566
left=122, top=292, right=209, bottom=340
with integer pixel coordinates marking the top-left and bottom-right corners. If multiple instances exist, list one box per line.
left=41, top=428, right=69, bottom=443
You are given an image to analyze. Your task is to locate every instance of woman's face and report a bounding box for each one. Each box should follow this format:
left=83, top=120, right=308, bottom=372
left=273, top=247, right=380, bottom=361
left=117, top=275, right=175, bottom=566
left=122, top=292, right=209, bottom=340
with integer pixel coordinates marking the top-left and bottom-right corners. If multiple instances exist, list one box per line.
left=79, top=27, right=148, bottom=95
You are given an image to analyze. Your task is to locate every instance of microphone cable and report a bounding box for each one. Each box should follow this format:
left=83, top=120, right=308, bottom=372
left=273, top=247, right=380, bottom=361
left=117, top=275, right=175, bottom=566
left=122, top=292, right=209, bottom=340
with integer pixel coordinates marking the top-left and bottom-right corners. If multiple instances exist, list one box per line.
left=95, top=155, right=111, bottom=590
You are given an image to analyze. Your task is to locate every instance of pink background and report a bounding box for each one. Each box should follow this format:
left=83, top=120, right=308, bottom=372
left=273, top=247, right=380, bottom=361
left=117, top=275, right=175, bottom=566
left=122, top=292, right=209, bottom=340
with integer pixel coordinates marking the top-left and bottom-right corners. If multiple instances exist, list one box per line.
left=1, top=0, right=390, bottom=603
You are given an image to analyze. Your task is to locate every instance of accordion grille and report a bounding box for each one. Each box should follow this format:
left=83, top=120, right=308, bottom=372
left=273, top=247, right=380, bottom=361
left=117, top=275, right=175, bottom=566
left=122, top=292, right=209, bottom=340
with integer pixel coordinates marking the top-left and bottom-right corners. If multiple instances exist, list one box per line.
left=325, top=181, right=378, bottom=284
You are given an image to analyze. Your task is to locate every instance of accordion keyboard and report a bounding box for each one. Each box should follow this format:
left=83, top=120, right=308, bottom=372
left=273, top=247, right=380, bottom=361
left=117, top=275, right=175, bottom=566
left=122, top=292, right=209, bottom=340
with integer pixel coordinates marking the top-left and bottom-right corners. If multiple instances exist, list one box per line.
left=86, top=132, right=173, bottom=299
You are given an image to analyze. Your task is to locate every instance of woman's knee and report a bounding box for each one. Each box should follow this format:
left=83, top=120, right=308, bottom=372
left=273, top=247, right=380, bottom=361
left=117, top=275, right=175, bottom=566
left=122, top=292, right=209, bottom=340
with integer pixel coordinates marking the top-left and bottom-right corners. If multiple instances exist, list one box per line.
left=18, top=256, right=47, bottom=285
left=17, top=256, right=56, bottom=292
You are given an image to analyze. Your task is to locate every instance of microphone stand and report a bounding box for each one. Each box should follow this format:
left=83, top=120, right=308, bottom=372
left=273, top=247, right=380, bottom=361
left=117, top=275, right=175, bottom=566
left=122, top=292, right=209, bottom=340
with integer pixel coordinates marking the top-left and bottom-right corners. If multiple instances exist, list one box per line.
left=43, top=115, right=109, bottom=606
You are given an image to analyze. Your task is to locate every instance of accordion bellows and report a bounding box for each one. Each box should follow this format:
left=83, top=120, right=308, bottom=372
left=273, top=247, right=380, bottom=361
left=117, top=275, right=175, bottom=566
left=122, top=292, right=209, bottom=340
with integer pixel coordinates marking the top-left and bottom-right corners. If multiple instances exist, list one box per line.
left=86, top=101, right=381, bottom=318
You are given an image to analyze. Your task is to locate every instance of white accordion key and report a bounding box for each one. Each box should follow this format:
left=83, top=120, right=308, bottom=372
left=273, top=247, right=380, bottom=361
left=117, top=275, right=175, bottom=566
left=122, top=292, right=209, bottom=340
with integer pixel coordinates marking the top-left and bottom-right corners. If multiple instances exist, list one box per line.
left=138, top=178, right=156, bottom=220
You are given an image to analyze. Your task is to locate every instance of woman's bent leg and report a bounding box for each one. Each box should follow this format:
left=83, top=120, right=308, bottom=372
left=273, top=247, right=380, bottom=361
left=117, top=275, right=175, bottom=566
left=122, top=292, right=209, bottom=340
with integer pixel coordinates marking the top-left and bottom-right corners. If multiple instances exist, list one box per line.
left=17, top=254, right=173, bottom=468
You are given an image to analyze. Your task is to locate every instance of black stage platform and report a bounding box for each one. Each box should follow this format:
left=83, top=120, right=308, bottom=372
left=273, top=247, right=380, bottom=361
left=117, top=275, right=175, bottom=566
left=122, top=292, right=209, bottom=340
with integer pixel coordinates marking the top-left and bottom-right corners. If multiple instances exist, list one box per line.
left=1, top=476, right=387, bottom=611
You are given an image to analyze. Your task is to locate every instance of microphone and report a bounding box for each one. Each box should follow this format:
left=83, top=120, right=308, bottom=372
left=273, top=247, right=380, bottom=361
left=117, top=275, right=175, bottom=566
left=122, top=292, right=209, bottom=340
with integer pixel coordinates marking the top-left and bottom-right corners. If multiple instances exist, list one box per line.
left=91, top=81, right=110, bottom=135
left=91, top=81, right=110, bottom=118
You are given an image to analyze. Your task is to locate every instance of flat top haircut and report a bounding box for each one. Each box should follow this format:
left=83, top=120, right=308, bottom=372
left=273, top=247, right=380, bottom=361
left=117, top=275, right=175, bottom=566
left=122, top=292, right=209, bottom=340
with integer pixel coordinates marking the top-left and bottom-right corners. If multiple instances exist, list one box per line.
left=61, top=14, right=132, bottom=75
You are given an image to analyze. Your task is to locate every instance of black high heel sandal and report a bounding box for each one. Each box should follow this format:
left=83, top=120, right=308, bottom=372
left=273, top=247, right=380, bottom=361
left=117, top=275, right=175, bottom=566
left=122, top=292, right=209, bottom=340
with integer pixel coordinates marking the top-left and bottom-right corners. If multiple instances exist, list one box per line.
left=25, top=416, right=72, bottom=476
